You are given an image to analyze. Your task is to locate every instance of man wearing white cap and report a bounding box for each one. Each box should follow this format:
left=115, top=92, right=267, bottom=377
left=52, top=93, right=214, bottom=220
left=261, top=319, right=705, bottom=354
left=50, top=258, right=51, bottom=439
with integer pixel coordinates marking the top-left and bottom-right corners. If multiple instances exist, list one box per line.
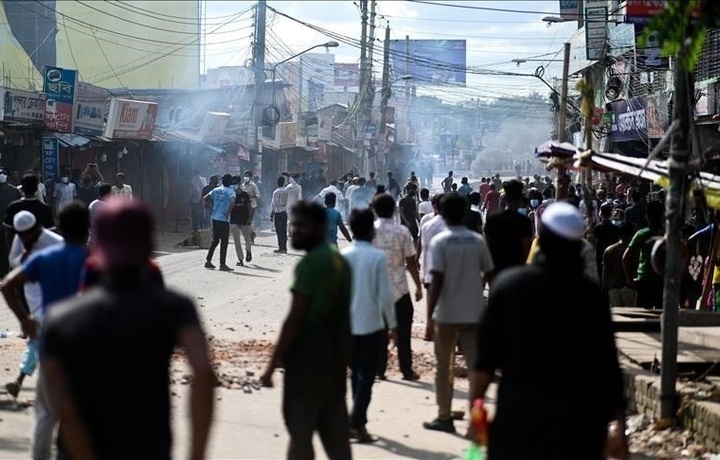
left=4, top=210, right=64, bottom=457
left=470, top=202, right=627, bottom=459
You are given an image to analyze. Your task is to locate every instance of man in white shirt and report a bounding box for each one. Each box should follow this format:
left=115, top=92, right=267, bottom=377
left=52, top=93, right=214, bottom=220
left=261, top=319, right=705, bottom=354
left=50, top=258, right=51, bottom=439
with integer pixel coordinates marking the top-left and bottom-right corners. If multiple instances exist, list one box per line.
left=285, top=173, right=303, bottom=236
left=341, top=208, right=396, bottom=444
left=53, top=174, right=77, bottom=213
left=89, top=184, right=113, bottom=240
left=416, top=194, right=447, bottom=340
left=424, top=193, right=494, bottom=434
left=418, top=188, right=433, bottom=219
left=372, top=193, right=423, bottom=381
left=315, top=180, right=344, bottom=203
left=111, top=173, right=133, bottom=199
left=4, top=211, right=64, bottom=455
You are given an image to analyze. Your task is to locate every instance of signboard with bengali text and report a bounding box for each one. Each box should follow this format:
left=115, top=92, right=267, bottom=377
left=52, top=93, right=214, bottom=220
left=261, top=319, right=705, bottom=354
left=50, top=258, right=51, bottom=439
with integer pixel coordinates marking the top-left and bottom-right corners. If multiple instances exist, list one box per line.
left=42, top=137, right=59, bottom=183
left=0, top=88, right=45, bottom=123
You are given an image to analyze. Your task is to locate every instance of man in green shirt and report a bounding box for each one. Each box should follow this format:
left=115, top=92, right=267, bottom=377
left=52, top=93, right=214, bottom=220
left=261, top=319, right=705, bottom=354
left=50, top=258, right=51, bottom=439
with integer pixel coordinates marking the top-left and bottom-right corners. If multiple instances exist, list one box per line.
left=623, top=201, right=665, bottom=308
left=261, top=202, right=352, bottom=460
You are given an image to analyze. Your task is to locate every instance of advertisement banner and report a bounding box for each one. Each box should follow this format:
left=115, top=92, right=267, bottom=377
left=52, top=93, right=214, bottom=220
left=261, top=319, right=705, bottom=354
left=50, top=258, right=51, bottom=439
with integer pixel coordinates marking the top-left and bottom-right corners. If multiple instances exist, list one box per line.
left=103, top=98, right=158, bottom=140
left=389, top=39, right=466, bottom=85
left=41, top=137, right=59, bottom=183
left=610, top=96, right=667, bottom=142
left=74, top=82, right=109, bottom=136
left=275, top=122, right=297, bottom=149
left=625, top=1, right=699, bottom=24
left=1, top=88, right=45, bottom=123
left=43, top=66, right=77, bottom=132
left=559, top=0, right=580, bottom=20
left=197, top=112, right=230, bottom=141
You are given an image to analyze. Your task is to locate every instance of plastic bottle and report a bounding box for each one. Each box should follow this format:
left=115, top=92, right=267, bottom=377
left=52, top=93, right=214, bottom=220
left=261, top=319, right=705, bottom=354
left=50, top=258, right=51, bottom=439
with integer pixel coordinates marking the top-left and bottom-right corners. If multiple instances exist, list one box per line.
left=464, top=398, right=488, bottom=460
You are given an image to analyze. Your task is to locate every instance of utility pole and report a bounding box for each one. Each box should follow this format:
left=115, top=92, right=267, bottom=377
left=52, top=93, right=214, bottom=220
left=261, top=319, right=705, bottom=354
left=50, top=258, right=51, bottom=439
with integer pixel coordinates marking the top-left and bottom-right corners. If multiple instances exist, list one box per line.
left=379, top=24, right=391, bottom=175
left=252, top=0, right=267, bottom=162
left=356, top=0, right=369, bottom=173
left=362, top=0, right=377, bottom=175
left=660, top=49, right=691, bottom=421
left=556, top=41, right=571, bottom=200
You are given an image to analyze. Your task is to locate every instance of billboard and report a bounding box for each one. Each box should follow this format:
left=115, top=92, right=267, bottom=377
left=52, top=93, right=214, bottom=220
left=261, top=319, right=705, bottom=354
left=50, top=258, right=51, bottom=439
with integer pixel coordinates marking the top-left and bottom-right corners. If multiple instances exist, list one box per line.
left=104, top=98, right=158, bottom=140
left=74, top=82, right=109, bottom=136
left=43, top=66, right=77, bottom=132
left=389, top=39, right=466, bottom=85
left=1, top=88, right=45, bottom=123
left=610, top=95, right=668, bottom=142
left=559, top=0, right=580, bottom=20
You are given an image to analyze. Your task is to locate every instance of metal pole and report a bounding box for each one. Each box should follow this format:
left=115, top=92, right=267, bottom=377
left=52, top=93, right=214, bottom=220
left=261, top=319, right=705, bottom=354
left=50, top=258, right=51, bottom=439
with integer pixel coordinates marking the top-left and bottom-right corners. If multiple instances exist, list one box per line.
left=357, top=0, right=369, bottom=173
left=253, top=0, right=267, bottom=150
left=556, top=42, right=571, bottom=200
left=379, top=25, right=391, bottom=175
left=582, top=71, right=594, bottom=228
left=660, top=58, right=691, bottom=420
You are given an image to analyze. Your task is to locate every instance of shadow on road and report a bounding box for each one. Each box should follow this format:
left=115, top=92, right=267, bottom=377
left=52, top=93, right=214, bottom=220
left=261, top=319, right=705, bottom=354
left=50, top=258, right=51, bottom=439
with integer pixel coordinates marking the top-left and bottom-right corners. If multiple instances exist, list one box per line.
left=369, top=435, right=460, bottom=459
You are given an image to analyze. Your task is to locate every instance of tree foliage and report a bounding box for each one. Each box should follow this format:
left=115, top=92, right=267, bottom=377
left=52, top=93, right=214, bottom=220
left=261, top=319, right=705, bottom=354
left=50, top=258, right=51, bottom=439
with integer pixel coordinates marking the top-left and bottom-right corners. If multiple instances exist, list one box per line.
left=641, top=0, right=720, bottom=72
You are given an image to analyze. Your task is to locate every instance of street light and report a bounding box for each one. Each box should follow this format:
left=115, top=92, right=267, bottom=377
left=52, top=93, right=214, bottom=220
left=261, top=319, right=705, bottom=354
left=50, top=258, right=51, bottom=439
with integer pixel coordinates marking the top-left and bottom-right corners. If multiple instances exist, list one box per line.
left=375, top=74, right=412, bottom=95
left=511, top=58, right=563, bottom=67
left=269, top=41, right=340, bottom=123
left=542, top=15, right=567, bottom=26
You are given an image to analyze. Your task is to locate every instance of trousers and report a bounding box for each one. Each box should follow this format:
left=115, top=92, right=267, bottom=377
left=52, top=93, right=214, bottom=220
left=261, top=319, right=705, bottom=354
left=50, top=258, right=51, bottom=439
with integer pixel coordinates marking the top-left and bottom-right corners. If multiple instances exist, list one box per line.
left=283, top=365, right=351, bottom=460
left=350, top=330, right=385, bottom=429
left=32, top=369, right=57, bottom=460
left=191, top=202, right=204, bottom=230
left=230, top=224, right=253, bottom=262
left=207, top=220, right=230, bottom=265
left=378, top=294, right=414, bottom=377
left=434, top=322, right=478, bottom=419
left=274, top=212, right=288, bottom=251
left=19, top=338, right=38, bottom=376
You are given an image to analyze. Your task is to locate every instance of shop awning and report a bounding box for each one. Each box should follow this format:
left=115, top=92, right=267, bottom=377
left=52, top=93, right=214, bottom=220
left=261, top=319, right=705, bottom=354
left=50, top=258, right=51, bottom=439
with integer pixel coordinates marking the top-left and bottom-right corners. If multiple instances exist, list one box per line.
left=54, top=133, right=91, bottom=148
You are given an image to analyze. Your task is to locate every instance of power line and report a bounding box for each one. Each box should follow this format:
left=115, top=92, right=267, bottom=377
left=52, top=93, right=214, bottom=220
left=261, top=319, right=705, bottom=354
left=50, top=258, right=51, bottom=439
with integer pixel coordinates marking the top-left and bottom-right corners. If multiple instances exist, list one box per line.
left=382, top=14, right=540, bottom=24
left=33, top=0, right=253, bottom=47
left=113, top=0, right=248, bottom=22
left=405, top=0, right=562, bottom=15
left=107, top=0, right=246, bottom=27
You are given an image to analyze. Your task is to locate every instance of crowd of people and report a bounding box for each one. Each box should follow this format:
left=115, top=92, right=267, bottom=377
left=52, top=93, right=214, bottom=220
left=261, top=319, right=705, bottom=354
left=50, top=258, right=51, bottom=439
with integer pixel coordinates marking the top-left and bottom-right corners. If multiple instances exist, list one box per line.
left=0, top=159, right=679, bottom=459
left=255, top=168, right=637, bottom=459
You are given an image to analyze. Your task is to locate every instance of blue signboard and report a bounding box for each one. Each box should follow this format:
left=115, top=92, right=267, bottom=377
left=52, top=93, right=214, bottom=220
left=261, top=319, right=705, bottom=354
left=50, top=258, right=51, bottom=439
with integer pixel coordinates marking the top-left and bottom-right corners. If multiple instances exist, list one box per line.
left=41, top=137, right=59, bottom=182
left=389, top=39, right=466, bottom=85
left=43, top=66, right=77, bottom=105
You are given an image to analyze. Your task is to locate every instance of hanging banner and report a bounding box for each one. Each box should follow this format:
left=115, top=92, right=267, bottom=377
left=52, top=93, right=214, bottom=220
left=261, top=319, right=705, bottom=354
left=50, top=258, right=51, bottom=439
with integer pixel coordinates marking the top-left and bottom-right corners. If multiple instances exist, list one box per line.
left=0, top=88, right=45, bottom=123
left=274, top=122, right=298, bottom=149
left=103, top=98, right=158, bottom=140
left=43, top=66, right=77, bottom=132
left=610, top=95, right=668, bottom=142
left=41, top=137, right=59, bottom=183
left=74, top=82, right=109, bottom=136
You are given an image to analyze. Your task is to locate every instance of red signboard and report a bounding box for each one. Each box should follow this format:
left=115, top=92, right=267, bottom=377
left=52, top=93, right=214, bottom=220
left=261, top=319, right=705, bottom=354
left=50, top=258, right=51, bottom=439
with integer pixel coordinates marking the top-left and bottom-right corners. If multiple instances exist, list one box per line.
left=44, top=101, right=73, bottom=132
left=626, top=0, right=699, bottom=20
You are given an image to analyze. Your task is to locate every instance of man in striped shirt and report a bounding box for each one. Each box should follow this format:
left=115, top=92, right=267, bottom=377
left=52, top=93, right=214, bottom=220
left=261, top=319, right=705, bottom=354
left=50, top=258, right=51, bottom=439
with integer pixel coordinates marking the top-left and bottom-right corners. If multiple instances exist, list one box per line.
left=270, top=176, right=289, bottom=253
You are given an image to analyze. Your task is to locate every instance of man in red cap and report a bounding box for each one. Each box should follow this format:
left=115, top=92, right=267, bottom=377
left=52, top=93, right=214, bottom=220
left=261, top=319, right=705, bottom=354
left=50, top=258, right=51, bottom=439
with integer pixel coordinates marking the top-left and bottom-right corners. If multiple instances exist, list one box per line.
left=41, top=199, right=215, bottom=460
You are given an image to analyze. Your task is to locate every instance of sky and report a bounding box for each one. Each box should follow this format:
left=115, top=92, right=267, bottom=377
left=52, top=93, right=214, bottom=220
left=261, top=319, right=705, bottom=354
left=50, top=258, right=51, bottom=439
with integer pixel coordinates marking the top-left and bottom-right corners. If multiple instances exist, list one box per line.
left=202, top=1, right=581, bottom=101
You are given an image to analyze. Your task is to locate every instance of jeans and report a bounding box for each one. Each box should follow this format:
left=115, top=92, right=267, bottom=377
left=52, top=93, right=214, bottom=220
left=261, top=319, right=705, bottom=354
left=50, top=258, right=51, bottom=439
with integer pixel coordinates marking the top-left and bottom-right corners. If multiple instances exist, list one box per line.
left=283, top=365, right=351, bottom=460
left=434, top=322, right=478, bottom=419
left=274, top=211, right=288, bottom=251
left=230, top=224, right=253, bottom=262
left=32, top=368, right=57, bottom=460
left=207, top=220, right=230, bottom=265
left=378, top=294, right=414, bottom=377
left=19, top=338, right=38, bottom=376
left=350, top=330, right=385, bottom=429
left=191, top=203, right=204, bottom=230
left=203, top=208, right=212, bottom=229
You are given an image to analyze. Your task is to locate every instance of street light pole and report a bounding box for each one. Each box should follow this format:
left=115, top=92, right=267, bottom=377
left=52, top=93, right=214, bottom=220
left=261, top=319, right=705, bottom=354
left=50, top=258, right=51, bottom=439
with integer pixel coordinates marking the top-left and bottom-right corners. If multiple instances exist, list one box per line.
left=270, top=41, right=339, bottom=117
left=556, top=42, right=571, bottom=200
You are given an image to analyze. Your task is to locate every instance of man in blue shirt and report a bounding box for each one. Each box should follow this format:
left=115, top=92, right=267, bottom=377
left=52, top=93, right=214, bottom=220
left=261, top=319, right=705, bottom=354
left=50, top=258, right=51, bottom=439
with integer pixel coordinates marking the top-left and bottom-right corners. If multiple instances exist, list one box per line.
left=204, top=174, right=236, bottom=271
left=324, top=193, right=351, bottom=247
left=341, top=209, right=395, bottom=443
left=457, top=177, right=473, bottom=196
left=1, top=201, right=90, bottom=460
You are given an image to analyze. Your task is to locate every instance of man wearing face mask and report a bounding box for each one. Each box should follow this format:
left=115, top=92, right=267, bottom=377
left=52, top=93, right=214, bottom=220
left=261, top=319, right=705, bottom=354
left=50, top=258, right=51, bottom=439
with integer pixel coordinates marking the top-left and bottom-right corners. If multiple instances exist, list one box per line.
left=484, top=179, right=533, bottom=278
left=0, top=169, right=23, bottom=276
left=240, top=171, right=260, bottom=239
left=53, top=173, right=77, bottom=215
